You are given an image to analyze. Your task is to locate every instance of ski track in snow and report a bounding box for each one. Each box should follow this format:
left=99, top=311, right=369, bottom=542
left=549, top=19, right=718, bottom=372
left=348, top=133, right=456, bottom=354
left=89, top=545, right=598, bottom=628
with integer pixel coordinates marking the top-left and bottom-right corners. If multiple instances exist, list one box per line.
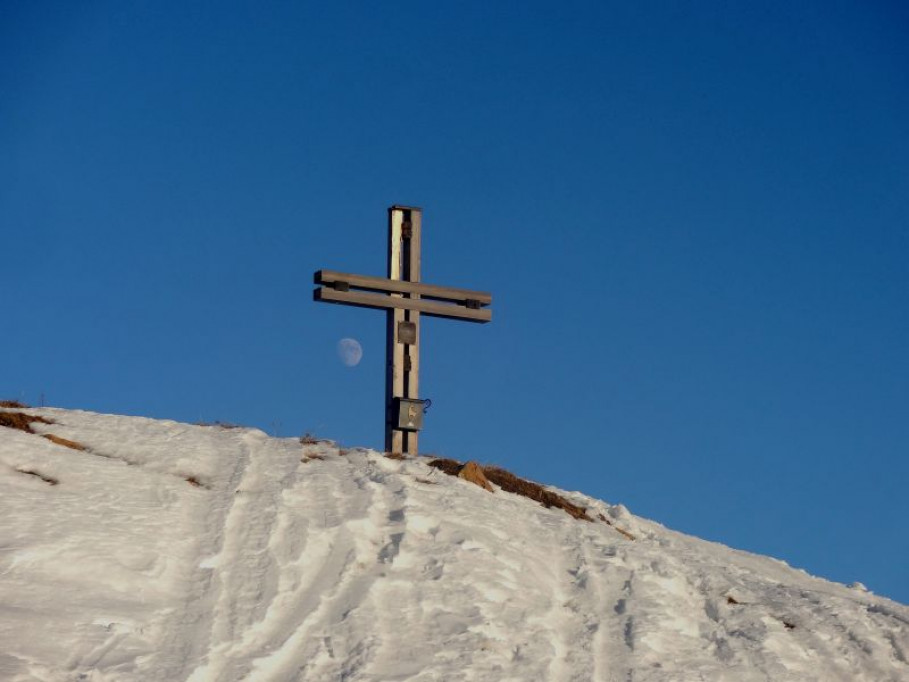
left=1, top=407, right=908, bottom=681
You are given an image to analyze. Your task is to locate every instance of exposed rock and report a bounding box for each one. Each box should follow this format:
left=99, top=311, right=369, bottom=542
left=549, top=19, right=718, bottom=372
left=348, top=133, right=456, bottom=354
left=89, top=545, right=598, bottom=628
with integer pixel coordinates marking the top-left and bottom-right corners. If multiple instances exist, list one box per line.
left=458, top=461, right=493, bottom=492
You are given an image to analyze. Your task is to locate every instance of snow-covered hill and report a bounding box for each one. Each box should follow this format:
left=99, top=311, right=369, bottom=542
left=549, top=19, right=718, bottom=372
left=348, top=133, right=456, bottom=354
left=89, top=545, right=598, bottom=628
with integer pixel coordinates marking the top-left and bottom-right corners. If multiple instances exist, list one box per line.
left=1, top=406, right=907, bottom=681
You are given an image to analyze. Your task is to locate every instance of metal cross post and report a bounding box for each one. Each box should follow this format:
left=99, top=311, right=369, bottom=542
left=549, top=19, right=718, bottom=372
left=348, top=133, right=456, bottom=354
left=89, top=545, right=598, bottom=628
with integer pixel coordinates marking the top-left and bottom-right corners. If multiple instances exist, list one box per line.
left=313, top=205, right=492, bottom=456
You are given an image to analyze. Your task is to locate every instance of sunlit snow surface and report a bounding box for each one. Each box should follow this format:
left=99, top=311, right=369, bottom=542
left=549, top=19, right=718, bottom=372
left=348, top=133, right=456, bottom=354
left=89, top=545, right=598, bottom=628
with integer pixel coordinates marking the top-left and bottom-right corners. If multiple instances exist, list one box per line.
left=1, top=407, right=907, bottom=681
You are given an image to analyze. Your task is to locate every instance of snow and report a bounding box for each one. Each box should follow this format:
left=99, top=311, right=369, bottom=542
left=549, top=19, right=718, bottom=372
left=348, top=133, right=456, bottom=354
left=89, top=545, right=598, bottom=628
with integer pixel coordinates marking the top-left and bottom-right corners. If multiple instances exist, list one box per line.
left=1, top=407, right=907, bottom=681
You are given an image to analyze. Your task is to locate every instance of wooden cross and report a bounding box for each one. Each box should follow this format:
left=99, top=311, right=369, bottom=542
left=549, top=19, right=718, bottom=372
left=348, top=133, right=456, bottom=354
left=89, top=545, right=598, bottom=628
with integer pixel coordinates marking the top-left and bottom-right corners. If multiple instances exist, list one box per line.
left=313, top=205, right=492, bottom=456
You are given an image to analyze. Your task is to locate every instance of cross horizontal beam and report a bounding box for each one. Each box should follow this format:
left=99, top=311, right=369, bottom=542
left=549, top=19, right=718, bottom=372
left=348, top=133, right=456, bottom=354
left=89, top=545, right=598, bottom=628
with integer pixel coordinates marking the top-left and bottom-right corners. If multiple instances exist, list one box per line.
left=313, top=286, right=492, bottom=322
left=314, top=270, right=492, bottom=305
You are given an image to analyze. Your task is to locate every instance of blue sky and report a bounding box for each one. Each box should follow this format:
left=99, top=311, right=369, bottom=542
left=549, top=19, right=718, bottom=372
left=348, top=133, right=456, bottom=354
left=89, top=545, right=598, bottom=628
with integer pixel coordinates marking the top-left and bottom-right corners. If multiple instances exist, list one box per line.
left=2, top=1, right=907, bottom=603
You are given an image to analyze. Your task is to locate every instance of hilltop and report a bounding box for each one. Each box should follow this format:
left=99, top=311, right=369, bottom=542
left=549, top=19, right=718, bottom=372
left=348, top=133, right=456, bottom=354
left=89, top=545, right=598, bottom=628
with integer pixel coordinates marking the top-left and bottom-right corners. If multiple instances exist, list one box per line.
left=1, top=406, right=907, bottom=681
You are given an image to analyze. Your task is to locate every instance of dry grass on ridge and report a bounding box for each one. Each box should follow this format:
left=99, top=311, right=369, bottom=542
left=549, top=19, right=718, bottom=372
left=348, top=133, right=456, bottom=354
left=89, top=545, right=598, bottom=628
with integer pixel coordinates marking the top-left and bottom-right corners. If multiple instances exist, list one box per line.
left=0, top=411, right=53, bottom=433
left=0, top=410, right=88, bottom=452
left=42, top=434, right=87, bottom=451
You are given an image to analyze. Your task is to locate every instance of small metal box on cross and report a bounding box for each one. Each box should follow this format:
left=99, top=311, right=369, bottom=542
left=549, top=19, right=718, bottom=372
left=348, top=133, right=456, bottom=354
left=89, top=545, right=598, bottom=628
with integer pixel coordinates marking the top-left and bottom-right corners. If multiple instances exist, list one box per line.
left=313, top=205, right=492, bottom=456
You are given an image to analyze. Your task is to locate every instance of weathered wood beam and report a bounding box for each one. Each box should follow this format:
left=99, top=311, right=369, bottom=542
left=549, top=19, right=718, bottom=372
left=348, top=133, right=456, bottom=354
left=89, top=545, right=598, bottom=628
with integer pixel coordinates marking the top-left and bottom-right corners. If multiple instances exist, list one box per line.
left=314, top=270, right=492, bottom=306
left=313, top=286, right=492, bottom=323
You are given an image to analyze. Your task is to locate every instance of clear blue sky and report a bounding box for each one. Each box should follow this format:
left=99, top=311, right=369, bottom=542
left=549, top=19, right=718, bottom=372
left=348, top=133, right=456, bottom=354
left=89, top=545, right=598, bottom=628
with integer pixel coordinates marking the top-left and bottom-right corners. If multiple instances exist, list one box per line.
left=3, top=2, right=907, bottom=603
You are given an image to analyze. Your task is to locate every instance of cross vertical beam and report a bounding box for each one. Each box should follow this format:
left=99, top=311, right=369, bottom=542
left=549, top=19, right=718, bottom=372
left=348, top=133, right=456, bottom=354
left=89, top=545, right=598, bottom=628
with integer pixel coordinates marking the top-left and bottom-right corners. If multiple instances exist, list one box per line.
left=386, top=206, right=422, bottom=455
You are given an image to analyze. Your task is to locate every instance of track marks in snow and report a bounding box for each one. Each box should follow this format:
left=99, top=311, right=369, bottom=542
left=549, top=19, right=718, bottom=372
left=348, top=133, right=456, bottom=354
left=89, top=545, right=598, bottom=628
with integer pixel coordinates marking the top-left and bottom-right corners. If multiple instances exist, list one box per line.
left=184, top=447, right=424, bottom=682
left=278, top=461, right=405, bottom=682
left=5, top=410, right=909, bottom=681
left=545, top=517, right=636, bottom=682
left=0, top=411, right=266, bottom=682
left=142, top=429, right=257, bottom=682
left=585, top=540, right=635, bottom=682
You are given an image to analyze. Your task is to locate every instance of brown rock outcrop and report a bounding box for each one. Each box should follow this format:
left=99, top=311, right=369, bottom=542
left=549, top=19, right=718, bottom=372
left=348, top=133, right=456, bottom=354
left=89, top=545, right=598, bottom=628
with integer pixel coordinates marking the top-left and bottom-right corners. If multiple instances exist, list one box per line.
left=458, top=461, right=493, bottom=492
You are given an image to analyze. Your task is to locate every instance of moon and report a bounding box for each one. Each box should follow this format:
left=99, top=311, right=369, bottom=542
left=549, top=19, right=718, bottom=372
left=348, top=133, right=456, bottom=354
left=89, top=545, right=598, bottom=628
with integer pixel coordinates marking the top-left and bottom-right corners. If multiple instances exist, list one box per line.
left=337, top=338, right=363, bottom=367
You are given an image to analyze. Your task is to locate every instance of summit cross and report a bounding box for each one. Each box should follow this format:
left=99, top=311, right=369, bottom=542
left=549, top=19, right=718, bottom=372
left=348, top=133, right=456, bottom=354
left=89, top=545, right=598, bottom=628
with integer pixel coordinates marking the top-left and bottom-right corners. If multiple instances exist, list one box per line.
left=313, top=205, right=493, bottom=456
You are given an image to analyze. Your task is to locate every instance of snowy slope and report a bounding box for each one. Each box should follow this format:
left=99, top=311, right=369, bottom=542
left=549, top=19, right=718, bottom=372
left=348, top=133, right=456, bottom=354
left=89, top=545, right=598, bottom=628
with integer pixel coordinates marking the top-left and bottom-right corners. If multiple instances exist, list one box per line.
left=1, top=407, right=907, bottom=682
